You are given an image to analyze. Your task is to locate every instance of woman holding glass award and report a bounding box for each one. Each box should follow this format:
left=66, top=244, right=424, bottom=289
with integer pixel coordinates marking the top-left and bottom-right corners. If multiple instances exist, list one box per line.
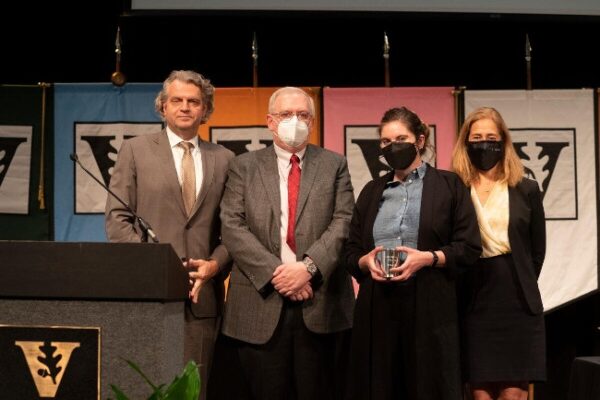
left=452, top=107, right=546, bottom=400
left=343, top=107, right=481, bottom=400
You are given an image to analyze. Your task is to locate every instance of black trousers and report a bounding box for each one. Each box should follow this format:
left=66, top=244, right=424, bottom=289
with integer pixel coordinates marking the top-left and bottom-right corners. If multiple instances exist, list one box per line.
left=208, top=301, right=350, bottom=400
left=368, top=280, right=417, bottom=400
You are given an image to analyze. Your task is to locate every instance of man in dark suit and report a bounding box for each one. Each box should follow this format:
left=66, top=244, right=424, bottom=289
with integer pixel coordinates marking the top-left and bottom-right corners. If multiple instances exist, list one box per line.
left=105, top=70, right=234, bottom=399
left=218, top=87, right=355, bottom=400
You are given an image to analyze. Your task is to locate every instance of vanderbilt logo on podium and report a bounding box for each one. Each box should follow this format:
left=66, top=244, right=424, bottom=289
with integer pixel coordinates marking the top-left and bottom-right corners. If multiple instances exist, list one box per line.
left=15, top=341, right=80, bottom=397
left=0, top=325, right=99, bottom=399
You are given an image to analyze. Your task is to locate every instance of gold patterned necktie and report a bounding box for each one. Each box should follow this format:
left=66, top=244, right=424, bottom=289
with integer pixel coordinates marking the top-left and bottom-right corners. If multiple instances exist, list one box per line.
left=178, top=141, right=196, bottom=216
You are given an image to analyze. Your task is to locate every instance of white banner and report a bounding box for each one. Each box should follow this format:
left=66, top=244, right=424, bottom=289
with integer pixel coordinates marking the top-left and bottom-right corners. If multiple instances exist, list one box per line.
left=0, top=125, right=32, bottom=214
left=465, top=89, right=598, bottom=311
left=209, top=126, right=272, bottom=154
left=74, top=122, right=161, bottom=213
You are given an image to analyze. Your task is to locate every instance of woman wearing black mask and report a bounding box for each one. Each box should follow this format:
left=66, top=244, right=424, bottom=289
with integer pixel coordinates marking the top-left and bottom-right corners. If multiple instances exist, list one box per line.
left=452, top=107, right=546, bottom=400
left=343, top=107, right=481, bottom=400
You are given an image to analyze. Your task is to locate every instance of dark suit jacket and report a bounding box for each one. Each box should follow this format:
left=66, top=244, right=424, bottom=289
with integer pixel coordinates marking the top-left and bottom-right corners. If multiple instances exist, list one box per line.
left=343, top=166, right=481, bottom=400
left=105, top=130, right=234, bottom=317
left=220, top=144, right=356, bottom=345
left=507, top=178, right=546, bottom=314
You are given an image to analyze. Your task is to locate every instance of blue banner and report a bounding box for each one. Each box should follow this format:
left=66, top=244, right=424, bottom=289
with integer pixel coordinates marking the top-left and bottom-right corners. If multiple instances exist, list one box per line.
left=54, top=83, right=162, bottom=241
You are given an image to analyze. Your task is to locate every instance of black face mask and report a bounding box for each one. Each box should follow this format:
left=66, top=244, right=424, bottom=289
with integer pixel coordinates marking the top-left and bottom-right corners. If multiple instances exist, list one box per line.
left=467, top=141, right=504, bottom=171
left=381, top=142, right=418, bottom=170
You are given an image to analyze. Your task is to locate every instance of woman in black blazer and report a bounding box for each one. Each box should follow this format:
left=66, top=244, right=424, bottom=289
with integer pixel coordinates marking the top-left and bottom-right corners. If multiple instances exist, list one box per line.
left=343, top=107, right=481, bottom=400
left=452, top=107, right=546, bottom=400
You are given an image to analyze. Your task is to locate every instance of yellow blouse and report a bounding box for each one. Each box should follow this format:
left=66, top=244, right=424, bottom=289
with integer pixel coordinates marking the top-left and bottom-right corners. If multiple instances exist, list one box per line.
left=471, top=182, right=511, bottom=258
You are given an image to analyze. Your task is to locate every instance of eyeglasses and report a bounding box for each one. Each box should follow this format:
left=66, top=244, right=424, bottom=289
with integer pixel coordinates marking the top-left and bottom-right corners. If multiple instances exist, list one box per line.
left=271, top=111, right=313, bottom=122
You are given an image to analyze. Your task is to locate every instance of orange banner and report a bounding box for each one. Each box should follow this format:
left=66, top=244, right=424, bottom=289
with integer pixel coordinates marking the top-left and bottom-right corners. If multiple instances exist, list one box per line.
left=198, top=87, right=321, bottom=152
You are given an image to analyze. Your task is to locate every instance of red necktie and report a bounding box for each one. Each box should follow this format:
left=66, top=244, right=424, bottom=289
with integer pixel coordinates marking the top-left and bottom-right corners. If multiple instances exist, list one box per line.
left=287, top=154, right=301, bottom=253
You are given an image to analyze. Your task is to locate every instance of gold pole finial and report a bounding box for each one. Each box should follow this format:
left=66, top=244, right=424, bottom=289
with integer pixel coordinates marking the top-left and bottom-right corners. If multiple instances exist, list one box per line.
left=111, top=26, right=126, bottom=86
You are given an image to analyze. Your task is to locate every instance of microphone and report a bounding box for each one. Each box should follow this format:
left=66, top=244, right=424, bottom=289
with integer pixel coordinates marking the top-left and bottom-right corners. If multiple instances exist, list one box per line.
left=70, top=153, right=159, bottom=243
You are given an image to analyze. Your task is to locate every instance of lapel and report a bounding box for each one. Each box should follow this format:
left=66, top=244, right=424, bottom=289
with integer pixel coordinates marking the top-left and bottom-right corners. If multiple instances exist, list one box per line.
left=364, top=172, right=393, bottom=249
left=257, top=146, right=282, bottom=223
left=296, top=145, right=318, bottom=223
left=153, top=130, right=187, bottom=217
left=418, top=164, right=435, bottom=248
left=189, top=140, right=215, bottom=219
left=507, top=184, right=519, bottom=245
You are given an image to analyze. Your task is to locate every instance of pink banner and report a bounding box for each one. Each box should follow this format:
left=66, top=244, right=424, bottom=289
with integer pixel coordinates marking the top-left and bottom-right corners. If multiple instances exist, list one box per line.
left=324, top=87, right=456, bottom=196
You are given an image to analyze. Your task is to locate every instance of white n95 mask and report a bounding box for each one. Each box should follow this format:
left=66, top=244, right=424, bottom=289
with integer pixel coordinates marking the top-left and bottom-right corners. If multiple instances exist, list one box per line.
left=277, top=116, right=309, bottom=148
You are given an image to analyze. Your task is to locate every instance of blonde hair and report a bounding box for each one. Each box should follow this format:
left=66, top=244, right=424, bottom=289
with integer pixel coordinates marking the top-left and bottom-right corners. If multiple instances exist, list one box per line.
left=452, top=107, right=523, bottom=187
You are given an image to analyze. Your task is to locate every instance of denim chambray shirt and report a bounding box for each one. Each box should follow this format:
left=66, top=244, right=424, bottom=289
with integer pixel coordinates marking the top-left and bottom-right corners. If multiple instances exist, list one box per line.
left=373, top=162, right=427, bottom=251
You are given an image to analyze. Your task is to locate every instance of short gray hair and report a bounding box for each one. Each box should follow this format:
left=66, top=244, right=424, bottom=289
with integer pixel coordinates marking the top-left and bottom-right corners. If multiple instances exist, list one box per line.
left=154, top=70, right=215, bottom=124
left=268, top=87, right=315, bottom=116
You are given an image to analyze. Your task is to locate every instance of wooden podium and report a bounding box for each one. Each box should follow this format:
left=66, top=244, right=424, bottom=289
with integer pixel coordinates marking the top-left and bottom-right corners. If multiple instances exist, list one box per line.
left=0, top=241, right=189, bottom=399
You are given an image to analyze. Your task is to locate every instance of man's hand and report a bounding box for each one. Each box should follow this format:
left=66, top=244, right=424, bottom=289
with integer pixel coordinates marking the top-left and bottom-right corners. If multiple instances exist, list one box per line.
left=187, top=258, right=219, bottom=303
left=271, top=262, right=311, bottom=297
left=288, top=282, right=314, bottom=302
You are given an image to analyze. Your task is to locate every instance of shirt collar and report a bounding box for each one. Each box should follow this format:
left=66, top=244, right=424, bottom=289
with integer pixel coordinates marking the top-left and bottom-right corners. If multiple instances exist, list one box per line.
left=273, top=143, right=307, bottom=164
left=414, top=161, right=427, bottom=179
left=166, top=126, right=199, bottom=149
left=386, top=161, right=428, bottom=187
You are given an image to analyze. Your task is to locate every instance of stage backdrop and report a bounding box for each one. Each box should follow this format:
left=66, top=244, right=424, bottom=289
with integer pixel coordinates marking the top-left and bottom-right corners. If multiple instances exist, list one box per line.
left=54, top=83, right=162, bottom=241
left=198, top=87, right=322, bottom=152
left=323, top=87, right=456, bottom=198
left=0, top=85, right=52, bottom=240
left=54, top=85, right=320, bottom=242
left=465, top=89, right=598, bottom=311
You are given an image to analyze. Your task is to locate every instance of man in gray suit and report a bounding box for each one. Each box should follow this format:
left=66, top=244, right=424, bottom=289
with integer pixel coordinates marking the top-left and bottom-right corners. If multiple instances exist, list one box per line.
left=218, top=87, right=355, bottom=400
left=105, top=70, right=234, bottom=398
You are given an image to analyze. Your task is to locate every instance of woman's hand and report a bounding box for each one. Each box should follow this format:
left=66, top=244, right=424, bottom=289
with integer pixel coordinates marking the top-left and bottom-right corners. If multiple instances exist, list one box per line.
left=389, top=247, right=432, bottom=281
left=358, top=246, right=390, bottom=282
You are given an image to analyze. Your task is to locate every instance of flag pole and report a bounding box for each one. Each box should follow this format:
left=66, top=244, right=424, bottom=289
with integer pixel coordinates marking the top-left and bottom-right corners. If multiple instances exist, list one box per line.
left=37, top=82, right=51, bottom=210
left=383, top=32, right=390, bottom=87
left=111, top=26, right=126, bottom=86
left=453, top=86, right=466, bottom=138
left=525, top=34, right=532, bottom=91
left=252, top=32, right=258, bottom=88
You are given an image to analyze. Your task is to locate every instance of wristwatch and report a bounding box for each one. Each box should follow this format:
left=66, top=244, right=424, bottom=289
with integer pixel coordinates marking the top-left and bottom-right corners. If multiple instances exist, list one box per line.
left=430, top=250, right=439, bottom=268
left=303, top=257, right=318, bottom=277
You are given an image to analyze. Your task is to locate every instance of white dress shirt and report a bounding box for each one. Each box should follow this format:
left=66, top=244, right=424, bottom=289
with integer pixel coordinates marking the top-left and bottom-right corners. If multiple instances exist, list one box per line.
left=274, top=143, right=306, bottom=264
left=471, top=182, right=511, bottom=258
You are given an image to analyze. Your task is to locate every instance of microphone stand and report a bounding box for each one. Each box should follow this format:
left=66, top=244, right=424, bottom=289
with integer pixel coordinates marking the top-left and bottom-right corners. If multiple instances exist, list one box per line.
left=70, top=153, right=159, bottom=243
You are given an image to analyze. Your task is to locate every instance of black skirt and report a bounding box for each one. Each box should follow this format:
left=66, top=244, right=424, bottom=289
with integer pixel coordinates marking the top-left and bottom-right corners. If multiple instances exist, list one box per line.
left=463, top=254, right=546, bottom=383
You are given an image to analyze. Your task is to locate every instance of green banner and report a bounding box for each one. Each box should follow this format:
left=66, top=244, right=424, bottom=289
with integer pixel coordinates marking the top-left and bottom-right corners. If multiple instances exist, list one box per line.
left=0, top=85, right=53, bottom=239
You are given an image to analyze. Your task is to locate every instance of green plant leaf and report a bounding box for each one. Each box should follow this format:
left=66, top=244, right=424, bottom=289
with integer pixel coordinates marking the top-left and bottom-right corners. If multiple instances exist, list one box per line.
left=122, top=358, right=159, bottom=392
left=108, top=359, right=200, bottom=400
left=108, top=384, right=130, bottom=400
left=147, top=390, right=163, bottom=400
left=162, top=361, right=200, bottom=400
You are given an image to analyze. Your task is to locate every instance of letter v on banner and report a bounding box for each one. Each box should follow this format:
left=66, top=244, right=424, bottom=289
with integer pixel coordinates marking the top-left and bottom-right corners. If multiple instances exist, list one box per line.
left=15, top=341, right=80, bottom=397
